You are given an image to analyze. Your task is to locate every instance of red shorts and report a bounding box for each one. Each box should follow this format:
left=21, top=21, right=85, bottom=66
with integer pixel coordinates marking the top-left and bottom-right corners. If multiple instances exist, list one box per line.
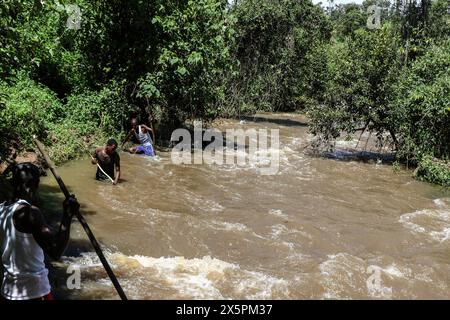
left=32, top=292, right=54, bottom=301
left=0, top=292, right=54, bottom=301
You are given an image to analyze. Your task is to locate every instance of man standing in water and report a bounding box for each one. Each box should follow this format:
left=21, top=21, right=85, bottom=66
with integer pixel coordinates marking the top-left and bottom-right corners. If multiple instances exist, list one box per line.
left=121, top=117, right=155, bottom=157
left=0, top=162, right=79, bottom=300
left=91, top=139, right=121, bottom=185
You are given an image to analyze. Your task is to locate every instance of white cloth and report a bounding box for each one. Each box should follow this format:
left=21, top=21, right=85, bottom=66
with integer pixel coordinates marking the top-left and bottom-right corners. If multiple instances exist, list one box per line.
left=0, top=200, right=51, bottom=300
left=135, top=125, right=153, bottom=146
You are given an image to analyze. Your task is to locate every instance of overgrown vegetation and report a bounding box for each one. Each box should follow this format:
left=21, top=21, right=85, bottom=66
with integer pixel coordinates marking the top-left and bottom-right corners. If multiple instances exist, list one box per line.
left=224, top=0, right=331, bottom=114
left=0, top=0, right=234, bottom=163
left=307, top=0, right=450, bottom=186
left=0, top=0, right=449, bottom=186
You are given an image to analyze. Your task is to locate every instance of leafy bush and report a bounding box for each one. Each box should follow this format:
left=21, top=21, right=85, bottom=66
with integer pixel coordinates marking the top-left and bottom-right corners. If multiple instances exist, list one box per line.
left=137, top=0, right=235, bottom=126
left=226, top=0, right=331, bottom=113
left=46, top=120, right=112, bottom=164
left=0, top=74, right=133, bottom=164
left=307, top=24, right=401, bottom=144
left=392, top=41, right=450, bottom=161
left=0, top=74, right=63, bottom=147
left=47, top=82, right=135, bottom=163
left=66, top=82, right=134, bottom=135
left=415, top=156, right=450, bottom=187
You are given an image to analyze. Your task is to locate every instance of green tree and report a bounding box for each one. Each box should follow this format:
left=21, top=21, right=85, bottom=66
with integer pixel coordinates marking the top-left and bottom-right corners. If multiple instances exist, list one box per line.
left=308, top=24, right=401, bottom=146
left=227, top=0, right=331, bottom=113
left=136, top=0, right=235, bottom=129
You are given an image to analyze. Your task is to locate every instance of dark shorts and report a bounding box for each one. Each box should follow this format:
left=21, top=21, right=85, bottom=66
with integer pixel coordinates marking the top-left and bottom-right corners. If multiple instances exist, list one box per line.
left=136, top=144, right=155, bottom=156
left=96, top=169, right=114, bottom=181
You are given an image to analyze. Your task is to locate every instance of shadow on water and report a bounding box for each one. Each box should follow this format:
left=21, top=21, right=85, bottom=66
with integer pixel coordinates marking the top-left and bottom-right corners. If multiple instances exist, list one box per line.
left=169, top=127, right=249, bottom=152
left=38, top=184, right=97, bottom=223
left=320, top=149, right=397, bottom=164
left=37, top=184, right=66, bottom=226
left=239, top=115, right=308, bottom=127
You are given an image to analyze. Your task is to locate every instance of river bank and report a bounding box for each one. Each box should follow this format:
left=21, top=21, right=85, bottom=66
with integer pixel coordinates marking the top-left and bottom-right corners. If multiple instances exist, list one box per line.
left=1, top=113, right=448, bottom=188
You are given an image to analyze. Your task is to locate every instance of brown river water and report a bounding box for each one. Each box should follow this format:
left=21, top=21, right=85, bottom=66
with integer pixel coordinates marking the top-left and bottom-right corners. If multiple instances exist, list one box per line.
left=36, top=113, right=449, bottom=299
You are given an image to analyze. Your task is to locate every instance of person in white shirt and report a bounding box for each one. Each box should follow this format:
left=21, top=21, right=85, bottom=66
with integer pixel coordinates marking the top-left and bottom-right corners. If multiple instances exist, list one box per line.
left=0, top=162, right=79, bottom=300
left=121, top=117, right=156, bottom=156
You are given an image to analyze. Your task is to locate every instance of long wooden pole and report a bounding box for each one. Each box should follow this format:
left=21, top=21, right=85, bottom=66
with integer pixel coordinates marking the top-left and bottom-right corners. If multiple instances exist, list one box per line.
left=120, top=129, right=134, bottom=150
left=33, top=137, right=128, bottom=300
left=145, top=98, right=157, bottom=146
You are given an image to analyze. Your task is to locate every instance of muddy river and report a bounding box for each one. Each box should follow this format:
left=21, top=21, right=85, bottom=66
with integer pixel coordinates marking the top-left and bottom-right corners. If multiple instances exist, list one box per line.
left=35, top=113, right=450, bottom=299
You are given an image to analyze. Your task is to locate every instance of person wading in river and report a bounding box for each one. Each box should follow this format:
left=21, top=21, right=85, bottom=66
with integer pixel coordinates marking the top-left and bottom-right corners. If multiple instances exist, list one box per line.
left=0, top=162, right=79, bottom=300
left=121, top=117, right=155, bottom=157
left=92, top=139, right=121, bottom=185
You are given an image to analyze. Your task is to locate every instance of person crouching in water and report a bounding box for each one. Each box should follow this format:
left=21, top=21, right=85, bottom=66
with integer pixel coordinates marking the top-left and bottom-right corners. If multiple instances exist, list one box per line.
left=0, top=163, right=79, bottom=300
left=91, top=139, right=121, bottom=185
left=121, top=118, right=155, bottom=157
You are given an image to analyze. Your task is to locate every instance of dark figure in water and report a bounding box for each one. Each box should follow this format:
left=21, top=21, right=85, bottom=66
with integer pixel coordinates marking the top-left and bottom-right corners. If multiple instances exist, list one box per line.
left=91, top=139, right=121, bottom=185
left=0, top=162, right=79, bottom=300
left=121, top=117, right=155, bottom=156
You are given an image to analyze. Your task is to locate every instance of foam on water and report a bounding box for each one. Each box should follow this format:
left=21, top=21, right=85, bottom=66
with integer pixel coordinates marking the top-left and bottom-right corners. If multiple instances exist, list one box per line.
left=270, top=224, right=290, bottom=239
left=319, top=253, right=367, bottom=299
left=399, top=208, right=450, bottom=242
left=182, top=191, right=225, bottom=213
left=335, top=139, right=359, bottom=149
left=267, top=223, right=312, bottom=242
left=433, top=198, right=450, bottom=209
left=268, top=209, right=289, bottom=219
left=59, top=252, right=289, bottom=299
left=318, top=253, right=414, bottom=299
left=204, top=144, right=287, bottom=175
left=209, top=220, right=250, bottom=232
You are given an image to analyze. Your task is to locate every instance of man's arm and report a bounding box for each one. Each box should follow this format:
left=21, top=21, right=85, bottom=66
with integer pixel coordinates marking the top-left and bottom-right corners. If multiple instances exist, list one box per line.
left=14, top=198, right=79, bottom=260
left=121, top=129, right=135, bottom=149
left=140, top=124, right=153, bottom=132
left=91, top=148, right=101, bottom=165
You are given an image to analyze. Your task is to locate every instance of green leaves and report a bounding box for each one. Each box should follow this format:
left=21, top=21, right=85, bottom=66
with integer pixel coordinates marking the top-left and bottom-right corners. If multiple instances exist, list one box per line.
left=228, top=0, right=331, bottom=112
left=176, top=66, right=188, bottom=76
left=392, top=40, right=450, bottom=160
left=187, top=51, right=203, bottom=65
left=416, top=156, right=450, bottom=187
left=0, top=74, right=63, bottom=146
left=134, top=0, right=234, bottom=122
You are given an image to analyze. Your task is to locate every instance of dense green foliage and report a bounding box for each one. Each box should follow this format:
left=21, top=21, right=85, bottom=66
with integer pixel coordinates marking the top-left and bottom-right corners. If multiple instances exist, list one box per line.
left=308, top=23, right=402, bottom=144
left=0, top=0, right=233, bottom=162
left=392, top=41, right=450, bottom=161
left=138, top=0, right=236, bottom=125
left=307, top=0, right=450, bottom=186
left=416, top=156, right=450, bottom=187
left=0, top=0, right=449, bottom=186
left=225, top=0, right=331, bottom=114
